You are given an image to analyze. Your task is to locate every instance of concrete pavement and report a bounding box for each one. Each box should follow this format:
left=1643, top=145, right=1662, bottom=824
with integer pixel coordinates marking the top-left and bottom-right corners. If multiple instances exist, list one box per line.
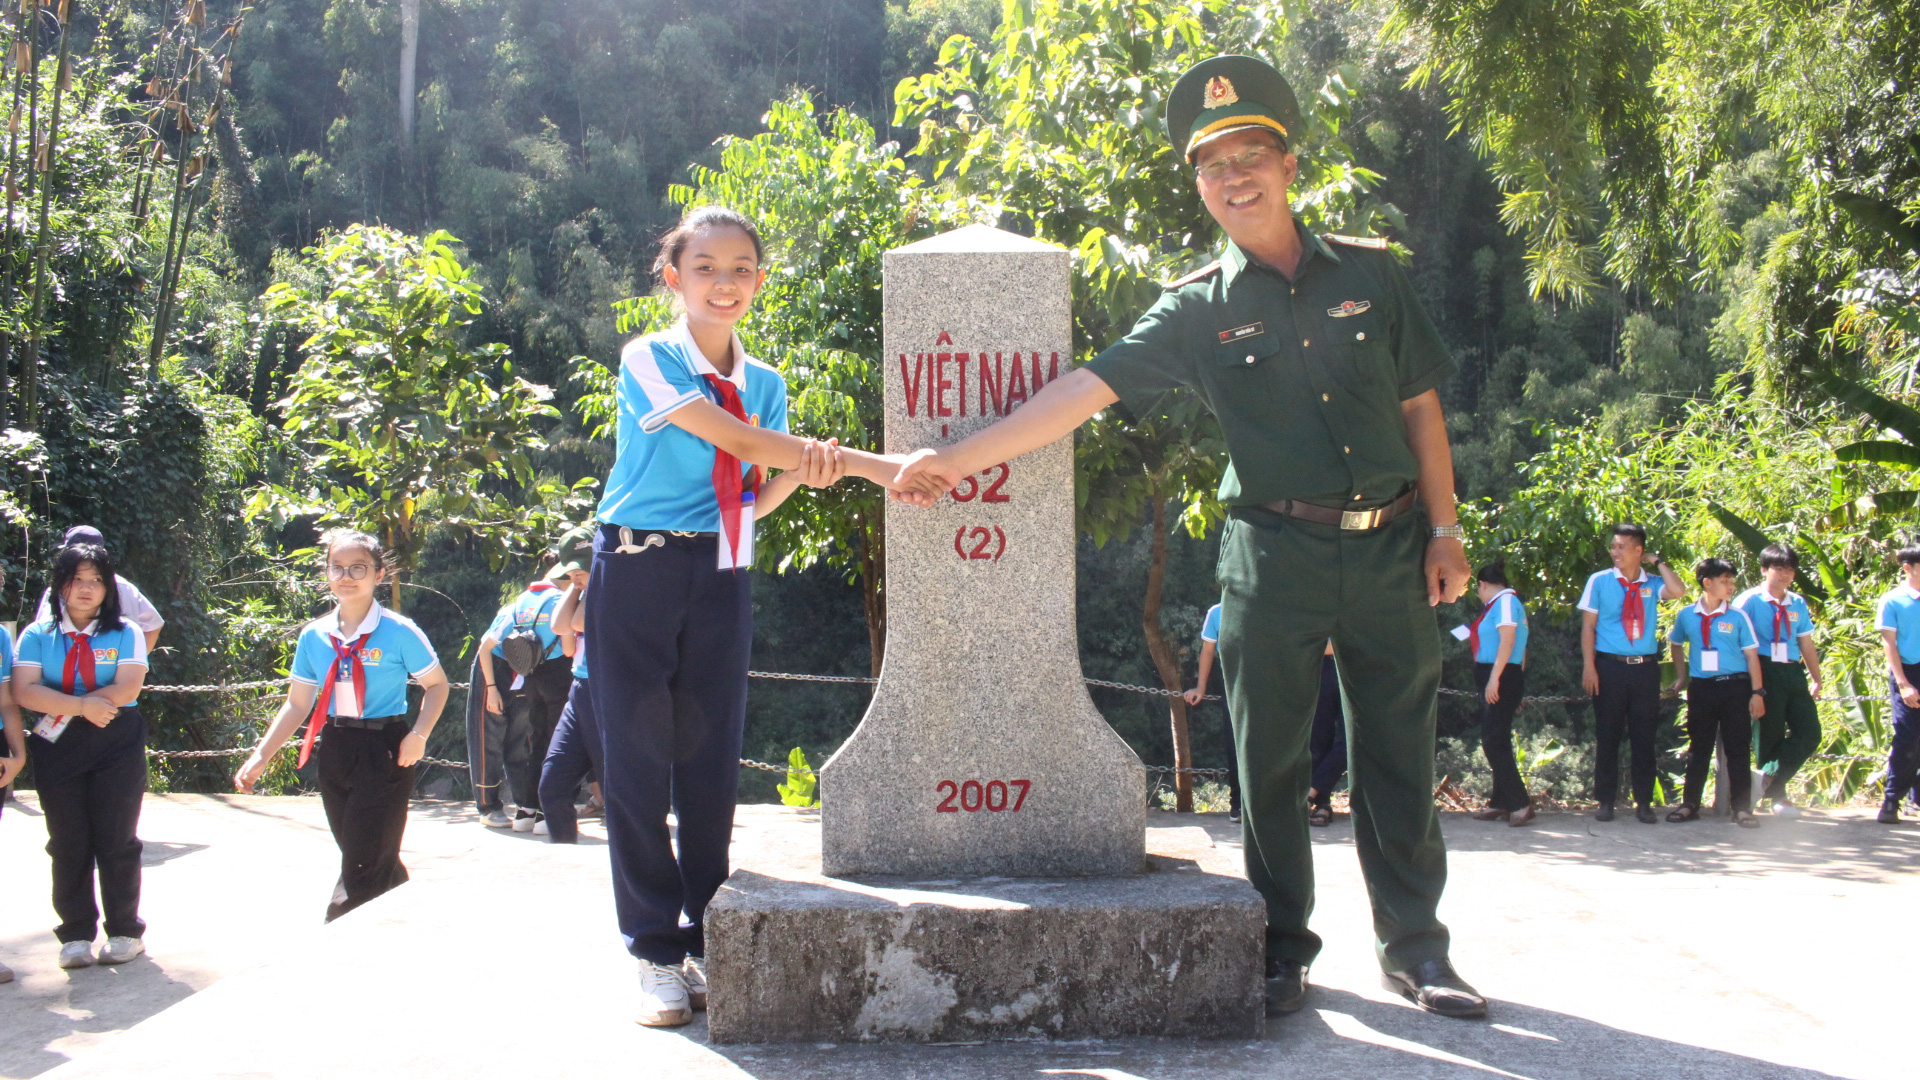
left=2, top=793, right=1910, bottom=1079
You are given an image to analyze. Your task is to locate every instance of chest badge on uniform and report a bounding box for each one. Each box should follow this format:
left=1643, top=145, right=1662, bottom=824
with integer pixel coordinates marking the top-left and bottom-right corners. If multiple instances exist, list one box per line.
left=1218, top=322, right=1264, bottom=343
left=1328, top=300, right=1371, bottom=318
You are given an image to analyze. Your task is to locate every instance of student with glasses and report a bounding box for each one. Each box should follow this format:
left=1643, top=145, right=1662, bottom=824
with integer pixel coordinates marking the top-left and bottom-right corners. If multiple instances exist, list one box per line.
left=235, top=530, right=450, bottom=920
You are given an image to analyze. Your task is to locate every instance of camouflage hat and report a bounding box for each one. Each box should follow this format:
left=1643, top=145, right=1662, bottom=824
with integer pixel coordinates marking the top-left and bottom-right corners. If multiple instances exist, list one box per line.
left=1164, top=54, right=1302, bottom=163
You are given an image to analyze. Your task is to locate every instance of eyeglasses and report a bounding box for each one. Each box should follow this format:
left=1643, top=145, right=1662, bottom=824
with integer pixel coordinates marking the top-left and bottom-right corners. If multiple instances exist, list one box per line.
left=326, top=564, right=374, bottom=580
left=1196, top=144, right=1280, bottom=184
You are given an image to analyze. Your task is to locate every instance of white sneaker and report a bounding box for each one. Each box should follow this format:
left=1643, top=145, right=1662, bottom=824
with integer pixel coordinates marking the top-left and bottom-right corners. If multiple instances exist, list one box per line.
left=637, top=959, right=692, bottom=1027
left=58, top=941, right=94, bottom=969
left=481, top=809, right=512, bottom=829
left=99, top=937, right=144, bottom=965
left=1776, top=801, right=1803, bottom=818
left=532, top=816, right=549, bottom=836
left=511, top=810, right=538, bottom=833
left=682, top=956, right=708, bottom=1011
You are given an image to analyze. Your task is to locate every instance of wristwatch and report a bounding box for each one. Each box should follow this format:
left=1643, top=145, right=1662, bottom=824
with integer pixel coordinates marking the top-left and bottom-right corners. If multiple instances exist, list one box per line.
left=1750, top=687, right=1767, bottom=698
left=1430, top=524, right=1465, bottom=541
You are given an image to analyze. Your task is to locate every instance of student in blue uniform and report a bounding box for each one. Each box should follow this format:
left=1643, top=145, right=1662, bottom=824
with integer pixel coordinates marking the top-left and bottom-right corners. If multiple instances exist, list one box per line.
left=538, top=525, right=601, bottom=844
left=34, top=526, right=166, bottom=654
left=1665, top=558, right=1764, bottom=827
left=235, top=530, right=451, bottom=920
left=1733, top=545, right=1822, bottom=817
left=0, top=575, right=15, bottom=984
left=1875, top=545, right=1920, bottom=823
left=1185, top=602, right=1240, bottom=822
left=473, top=561, right=584, bottom=833
left=12, top=543, right=152, bottom=969
left=586, top=205, right=921, bottom=1028
left=1578, top=524, right=1687, bottom=823
left=1466, top=565, right=1533, bottom=826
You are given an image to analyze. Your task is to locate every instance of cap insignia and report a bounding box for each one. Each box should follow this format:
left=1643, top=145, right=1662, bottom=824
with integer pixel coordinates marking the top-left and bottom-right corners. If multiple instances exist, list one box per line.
left=1203, top=76, right=1239, bottom=109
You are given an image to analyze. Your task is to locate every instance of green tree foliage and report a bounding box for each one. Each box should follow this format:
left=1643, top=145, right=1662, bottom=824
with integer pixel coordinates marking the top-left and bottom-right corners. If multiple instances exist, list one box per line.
left=251, top=225, right=576, bottom=606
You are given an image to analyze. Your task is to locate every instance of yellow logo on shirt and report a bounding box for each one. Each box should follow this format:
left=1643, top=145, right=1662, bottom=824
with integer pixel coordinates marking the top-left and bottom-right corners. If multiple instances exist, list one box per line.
left=93, top=648, right=117, bottom=663
left=1715, top=621, right=1733, bottom=634
left=357, top=647, right=383, bottom=664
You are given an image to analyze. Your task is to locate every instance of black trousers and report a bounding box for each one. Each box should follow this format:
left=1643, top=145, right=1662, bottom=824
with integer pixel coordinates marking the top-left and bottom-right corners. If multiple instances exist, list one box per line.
left=317, top=721, right=417, bottom=922
left=31, top=707, right=148, bottom=943
left=538, top=677, right=601, bottom=844
left=1592, top=655, right=1662, bottom=808
left=471, top=654, right=572, bottom=813
left=1683, top=676, right=1753, bottom=813
left=586, top=527, right=750, bottom=966
left=1476, top=663, right=1529, bottom=811
left=1308, top=654, right=1347, bottom=805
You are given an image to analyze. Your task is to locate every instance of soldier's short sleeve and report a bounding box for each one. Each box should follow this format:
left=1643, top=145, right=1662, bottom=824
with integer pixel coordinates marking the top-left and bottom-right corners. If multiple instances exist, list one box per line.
left=1084, top=289, right=1199, bottom=416
left=1386, top=257, right=1454, bottom=400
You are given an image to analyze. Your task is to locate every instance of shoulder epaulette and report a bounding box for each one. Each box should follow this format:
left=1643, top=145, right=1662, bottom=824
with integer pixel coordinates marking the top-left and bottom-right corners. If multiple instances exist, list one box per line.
left=1323, top=233, right=1390, bottom=250
left=1163, top=261, right=1221, bottom=289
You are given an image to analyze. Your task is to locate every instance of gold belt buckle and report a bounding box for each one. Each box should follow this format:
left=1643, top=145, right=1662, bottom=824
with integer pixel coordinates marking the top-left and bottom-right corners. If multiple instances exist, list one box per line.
left=1340, top=506, right=1384, bottom=530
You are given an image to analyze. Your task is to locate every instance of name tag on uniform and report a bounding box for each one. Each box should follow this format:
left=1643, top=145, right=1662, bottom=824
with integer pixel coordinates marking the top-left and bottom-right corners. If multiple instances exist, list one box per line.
left=1218, top=322, right=1264, bottom=343
left=1701, top=650, right=1720, bottom=673
left=34, top=714, right=72, bottom=743
left=334, top=678, right=361, bottom=718
left=1449, top=625, right=1471, bottom=642
left=1772, top=643, right=1788, bottom=663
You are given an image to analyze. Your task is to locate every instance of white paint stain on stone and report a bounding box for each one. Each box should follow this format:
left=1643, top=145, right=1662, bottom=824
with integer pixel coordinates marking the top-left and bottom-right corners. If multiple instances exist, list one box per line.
left=853, top=923, right=958, bottom=1038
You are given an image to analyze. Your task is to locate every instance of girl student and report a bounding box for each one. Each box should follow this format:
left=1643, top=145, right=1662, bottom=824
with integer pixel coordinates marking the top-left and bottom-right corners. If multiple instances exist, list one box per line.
left=12, top=543, right=151, bottom=970
left=1465, top=564, right=1535, bottom=827
left=587, top=204, right=928, bottom=1028
left=234, top=529, right=452, bottom=920
left=0, top=567, right=18, bottom=983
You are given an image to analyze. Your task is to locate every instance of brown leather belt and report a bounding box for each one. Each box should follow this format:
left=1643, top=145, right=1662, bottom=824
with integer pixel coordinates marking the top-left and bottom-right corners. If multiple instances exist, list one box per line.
left=1261, top=488, right=1418, bottom=531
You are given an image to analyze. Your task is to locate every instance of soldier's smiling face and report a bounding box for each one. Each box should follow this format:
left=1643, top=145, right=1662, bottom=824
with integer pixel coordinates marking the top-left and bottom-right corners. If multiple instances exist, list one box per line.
left=1193, top=128, right=1299, bottom=241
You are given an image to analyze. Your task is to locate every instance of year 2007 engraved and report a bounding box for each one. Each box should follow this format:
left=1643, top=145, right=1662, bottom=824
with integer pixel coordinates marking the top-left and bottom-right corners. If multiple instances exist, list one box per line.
left=935, top=779, right=1031, bottom=813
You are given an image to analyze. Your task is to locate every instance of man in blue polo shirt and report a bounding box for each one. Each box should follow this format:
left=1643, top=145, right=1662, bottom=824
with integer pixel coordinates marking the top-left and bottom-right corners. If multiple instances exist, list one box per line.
left=1666, top=559, right=1764, bottom=827
left=1734, top=544, right=1822, bottom=817
left=1875, top=544, right=1920, bottom=823
left=1577, top=523, right=1687, bottom=823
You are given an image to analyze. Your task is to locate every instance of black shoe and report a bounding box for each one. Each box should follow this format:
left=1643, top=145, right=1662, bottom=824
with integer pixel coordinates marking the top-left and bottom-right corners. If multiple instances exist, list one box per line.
left=1264, top=957, right=1309, bottom=1015
left=1382, top=959, right=1488, bottom=1019
left=1882, top=799, right=1902, bottom=824
left=1594, top=804, right=1615, bottom=822
left=1636, top=806, right=1658, bottom=824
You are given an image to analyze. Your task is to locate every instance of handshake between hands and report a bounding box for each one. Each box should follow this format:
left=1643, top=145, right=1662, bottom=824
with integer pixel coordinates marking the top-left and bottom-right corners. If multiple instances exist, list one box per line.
left=787, top=437, right=962, bottom=509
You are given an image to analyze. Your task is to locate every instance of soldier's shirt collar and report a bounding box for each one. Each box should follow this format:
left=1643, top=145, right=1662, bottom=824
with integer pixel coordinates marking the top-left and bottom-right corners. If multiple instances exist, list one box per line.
left=1220, top=220, right=1339, bottom=291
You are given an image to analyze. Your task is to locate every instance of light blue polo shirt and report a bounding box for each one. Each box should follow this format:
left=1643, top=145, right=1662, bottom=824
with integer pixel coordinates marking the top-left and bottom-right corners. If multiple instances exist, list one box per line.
left=1473, top=590, right=1529, bottom=664
left=14, top=616, right=149, bottom=695
left=1201, top=603, right=1222, bottom=644
left=1667, top=601, right=1759, bottom=678
left=289, top=603, right=441, bottom=718
left=0, top=624, right=12, bottom=683
left=1735, top=585, right=1814, bottom=664
left=1877, top=584, right=1920, bottom=664
left=595, top=320, right=790, bottom=532
left=486, top=584, right=565, bottom=661
left=1578, top=568, right=1664, bottom=656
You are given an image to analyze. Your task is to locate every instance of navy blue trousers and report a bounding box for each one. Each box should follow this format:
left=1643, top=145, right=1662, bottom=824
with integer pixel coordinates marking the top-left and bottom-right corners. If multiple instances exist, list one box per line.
left=586, top=527, right=751, bottom=965
left=1888, top=664, right=1920, bottom=804
left=539, top=677, right=601, bottom=844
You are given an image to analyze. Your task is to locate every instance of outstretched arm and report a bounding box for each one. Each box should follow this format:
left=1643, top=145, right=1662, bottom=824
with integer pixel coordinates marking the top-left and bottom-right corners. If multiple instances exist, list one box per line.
left=667, top=401, right=923, bottom=496
left=892, top=367, right=1119, bottom=497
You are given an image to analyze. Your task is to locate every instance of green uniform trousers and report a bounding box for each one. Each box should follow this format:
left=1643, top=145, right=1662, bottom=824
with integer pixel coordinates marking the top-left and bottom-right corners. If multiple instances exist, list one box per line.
left=1217, top=505, right=1450, bottom=972
left=1754, top=659, right=1820, bottom=797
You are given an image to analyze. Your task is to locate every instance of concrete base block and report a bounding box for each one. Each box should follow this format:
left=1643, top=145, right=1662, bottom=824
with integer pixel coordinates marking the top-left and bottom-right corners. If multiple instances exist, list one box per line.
left=706, top=846, right=1265, bottom=1044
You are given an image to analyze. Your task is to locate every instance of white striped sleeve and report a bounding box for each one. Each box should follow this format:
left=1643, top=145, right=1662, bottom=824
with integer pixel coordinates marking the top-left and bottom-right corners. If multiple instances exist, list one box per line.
left=1576, top=572, right=1602, bottom=613
left=1495, top=595, right=1519, bottom=627
left=394, top=616, right=444, bottom=678
left=119, top=625, right=150, bottom=669
left=626, top=338, right=706, bottom=433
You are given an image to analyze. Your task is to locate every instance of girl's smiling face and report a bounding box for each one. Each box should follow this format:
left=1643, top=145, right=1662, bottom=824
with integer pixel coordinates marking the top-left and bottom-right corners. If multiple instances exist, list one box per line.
left=663, top=225, right=764, bottom=329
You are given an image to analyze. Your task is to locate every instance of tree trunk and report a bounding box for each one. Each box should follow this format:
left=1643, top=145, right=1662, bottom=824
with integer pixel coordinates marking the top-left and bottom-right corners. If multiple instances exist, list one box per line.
left=23, top=1, right=76, bottom=429
left=860, top=509, right=886, bottom=678
left=1142, top=493, right=1193, bottom=812
left=397, top=0, right=418, bottom=144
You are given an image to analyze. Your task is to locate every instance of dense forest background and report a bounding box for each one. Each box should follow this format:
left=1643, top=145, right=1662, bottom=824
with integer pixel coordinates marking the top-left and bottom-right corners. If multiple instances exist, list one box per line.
left=0, top=0, right=1912, bottom=807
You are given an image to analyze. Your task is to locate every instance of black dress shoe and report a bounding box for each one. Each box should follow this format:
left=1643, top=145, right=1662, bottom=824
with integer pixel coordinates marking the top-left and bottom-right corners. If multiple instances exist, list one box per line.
left=1881, top=799, right=1902, bottom=824
left=1264, top=957, right=1309, bottom=1015
left=1636, top=806, right=1659, bottom=824
left=1594, top=805, right=1615, bottom=822
left=1382, top=959, right=1488, bottom=1019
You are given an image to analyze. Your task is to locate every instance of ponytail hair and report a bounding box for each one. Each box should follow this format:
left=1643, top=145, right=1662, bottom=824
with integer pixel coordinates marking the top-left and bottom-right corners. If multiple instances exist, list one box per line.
left=652, top=205, right=765, bottom=285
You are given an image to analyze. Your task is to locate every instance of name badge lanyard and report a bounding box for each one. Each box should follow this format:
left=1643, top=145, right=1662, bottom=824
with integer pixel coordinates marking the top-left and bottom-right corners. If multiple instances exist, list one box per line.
left=33, top=630, right=97, bottom=744
left=1770, top=601, right=1792, bottom=663
left=298, top=631, right=371, bottom=767
left=1699, top=608, right=1721, bottom=672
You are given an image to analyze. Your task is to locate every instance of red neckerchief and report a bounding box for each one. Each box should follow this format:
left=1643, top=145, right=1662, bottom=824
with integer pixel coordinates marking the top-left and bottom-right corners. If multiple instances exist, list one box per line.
left=1768, top=593, right=1791, bottom=650
left=1469, top=589, right=1515, bottom=658
left=1618, top=573, right=1646, bottom=642
left=298, top=619, right=374, bottom=768
left=702, top=373, right=762, bottom=570
left=61, top=625, right=97, bottom=695
left=1698, top=600, right=1730, bottom=659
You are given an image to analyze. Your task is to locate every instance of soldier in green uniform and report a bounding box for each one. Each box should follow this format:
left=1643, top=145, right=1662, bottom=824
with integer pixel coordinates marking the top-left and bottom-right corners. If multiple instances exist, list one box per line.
left=893, top=54, right=1485, bottom=1019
